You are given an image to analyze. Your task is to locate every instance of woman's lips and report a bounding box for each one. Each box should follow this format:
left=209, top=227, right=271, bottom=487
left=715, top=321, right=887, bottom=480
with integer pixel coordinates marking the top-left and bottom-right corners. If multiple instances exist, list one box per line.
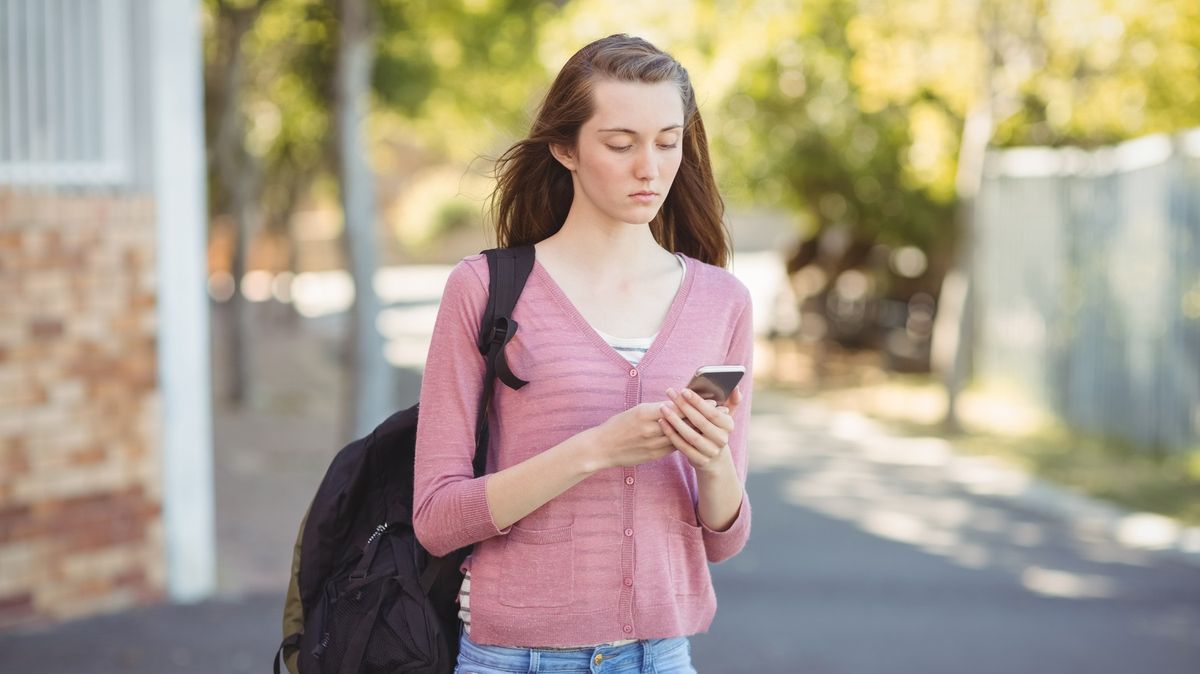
left=630, top=192, right=657, bottom=203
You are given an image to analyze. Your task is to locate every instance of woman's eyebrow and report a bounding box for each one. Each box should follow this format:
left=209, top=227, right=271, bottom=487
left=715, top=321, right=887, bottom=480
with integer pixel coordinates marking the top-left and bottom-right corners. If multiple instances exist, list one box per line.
left=596, top=124, right=684, bottom=134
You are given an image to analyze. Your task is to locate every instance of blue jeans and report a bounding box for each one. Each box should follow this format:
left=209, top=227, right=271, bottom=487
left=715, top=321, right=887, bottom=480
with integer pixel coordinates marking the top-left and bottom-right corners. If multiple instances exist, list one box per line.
left=455, top=628, right=699, bottom=674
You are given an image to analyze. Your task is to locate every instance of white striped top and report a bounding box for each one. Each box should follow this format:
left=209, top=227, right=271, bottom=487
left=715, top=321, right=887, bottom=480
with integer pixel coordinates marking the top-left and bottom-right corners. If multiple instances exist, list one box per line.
left=457, top=253, right=686, bottom=648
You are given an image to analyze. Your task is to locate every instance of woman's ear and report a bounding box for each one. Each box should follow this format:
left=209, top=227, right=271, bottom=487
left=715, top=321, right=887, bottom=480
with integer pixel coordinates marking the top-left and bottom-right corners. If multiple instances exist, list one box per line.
left=549, top=142, right=577, bottom=172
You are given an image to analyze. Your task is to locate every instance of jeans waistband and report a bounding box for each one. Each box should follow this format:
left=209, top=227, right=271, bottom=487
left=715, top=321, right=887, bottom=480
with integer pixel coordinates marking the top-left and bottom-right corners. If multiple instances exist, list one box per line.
left=458, top=630, right=689, bottom=673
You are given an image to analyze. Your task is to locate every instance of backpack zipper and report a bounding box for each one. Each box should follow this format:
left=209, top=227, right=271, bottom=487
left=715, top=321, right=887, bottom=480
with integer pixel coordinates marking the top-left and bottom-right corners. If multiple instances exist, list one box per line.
left=365, top=523, right=388, bottom=547
left=349, top=523, right=390, bottom=581
left=313, top=631, right=331, bottom=658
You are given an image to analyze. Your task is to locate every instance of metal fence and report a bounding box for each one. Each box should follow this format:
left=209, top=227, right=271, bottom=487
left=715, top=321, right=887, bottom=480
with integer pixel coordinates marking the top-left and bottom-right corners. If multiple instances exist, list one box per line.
left=974, top=130, right=1200, bottom=451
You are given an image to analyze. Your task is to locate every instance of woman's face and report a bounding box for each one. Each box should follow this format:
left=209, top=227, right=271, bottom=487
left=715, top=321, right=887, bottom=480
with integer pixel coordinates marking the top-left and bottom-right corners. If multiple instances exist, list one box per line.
left=553, top=79, right=685, bottom=228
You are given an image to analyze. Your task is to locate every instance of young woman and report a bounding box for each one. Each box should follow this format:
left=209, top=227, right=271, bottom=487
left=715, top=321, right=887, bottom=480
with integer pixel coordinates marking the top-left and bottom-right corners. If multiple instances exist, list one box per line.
left=413, top=34, right=754, bottom=674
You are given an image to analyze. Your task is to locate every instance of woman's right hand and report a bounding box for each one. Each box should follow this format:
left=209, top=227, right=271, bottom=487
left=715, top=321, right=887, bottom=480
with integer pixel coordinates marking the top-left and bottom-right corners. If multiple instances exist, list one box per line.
left=586, top=402, right=676, bottom=470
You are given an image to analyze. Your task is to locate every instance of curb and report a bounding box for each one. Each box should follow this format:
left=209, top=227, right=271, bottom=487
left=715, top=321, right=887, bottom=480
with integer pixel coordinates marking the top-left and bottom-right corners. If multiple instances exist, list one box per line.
left=1000, top=470, right=1200, bottom=568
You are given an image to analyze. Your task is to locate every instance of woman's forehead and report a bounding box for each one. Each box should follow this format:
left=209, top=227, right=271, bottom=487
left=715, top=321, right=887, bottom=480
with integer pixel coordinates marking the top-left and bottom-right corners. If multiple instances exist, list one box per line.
left=587, top=80, right=684, bottom=133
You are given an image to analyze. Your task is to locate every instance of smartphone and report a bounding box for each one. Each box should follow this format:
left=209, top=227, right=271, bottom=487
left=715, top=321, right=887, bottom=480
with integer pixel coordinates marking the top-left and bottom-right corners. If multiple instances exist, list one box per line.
left=684, top=365, right=745, bottom=406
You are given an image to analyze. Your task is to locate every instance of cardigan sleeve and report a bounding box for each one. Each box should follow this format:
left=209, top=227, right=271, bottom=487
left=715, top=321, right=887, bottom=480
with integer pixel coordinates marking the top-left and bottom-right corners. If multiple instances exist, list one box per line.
left=699, top=291, right=754, bottom=563
left=412, top=257, right=512, bottom=557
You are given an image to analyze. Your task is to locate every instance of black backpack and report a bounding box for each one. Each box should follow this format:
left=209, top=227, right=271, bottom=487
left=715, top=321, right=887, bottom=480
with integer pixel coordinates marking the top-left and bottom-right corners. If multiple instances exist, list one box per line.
left=274, top=245, right=536, bottom=674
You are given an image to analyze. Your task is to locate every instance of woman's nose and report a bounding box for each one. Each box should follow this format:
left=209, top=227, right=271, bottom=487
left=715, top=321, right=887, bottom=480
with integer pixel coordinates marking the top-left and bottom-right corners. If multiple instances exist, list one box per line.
left=633, top=145, right=658, bottom=180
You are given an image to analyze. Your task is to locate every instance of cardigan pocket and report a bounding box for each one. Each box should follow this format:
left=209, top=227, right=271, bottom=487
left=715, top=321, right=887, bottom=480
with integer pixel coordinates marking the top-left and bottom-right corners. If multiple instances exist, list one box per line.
left=667, top=516, right=707, bottom=597
left=498, top=522, right=575, bottom=608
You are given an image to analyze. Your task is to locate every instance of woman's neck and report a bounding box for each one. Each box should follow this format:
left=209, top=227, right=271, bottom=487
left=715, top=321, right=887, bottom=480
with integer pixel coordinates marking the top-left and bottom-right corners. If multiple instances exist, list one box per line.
left=539, top=215, right=673, bottom=280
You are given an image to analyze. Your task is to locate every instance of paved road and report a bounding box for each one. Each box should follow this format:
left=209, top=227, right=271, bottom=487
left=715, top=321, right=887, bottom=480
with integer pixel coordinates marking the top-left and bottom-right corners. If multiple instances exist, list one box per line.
left=694, top=391, right=1200, bottom=673
left=3, top=300, right=1198, bottom=673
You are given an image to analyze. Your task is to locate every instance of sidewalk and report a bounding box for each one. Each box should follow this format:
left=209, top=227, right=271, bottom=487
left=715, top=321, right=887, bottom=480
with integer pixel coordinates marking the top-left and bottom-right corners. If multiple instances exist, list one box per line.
left=0, top=594, right=283, bottom=674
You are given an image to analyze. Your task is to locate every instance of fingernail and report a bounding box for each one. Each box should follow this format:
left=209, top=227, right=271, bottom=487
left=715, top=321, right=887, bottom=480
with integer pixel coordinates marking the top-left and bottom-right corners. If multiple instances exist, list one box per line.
left=666, top=387, right=676, bottom=397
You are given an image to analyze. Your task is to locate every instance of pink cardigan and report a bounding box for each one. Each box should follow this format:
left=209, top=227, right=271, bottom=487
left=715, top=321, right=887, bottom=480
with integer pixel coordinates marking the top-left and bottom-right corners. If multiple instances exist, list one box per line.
left=413, top=252, right=754, bottom=648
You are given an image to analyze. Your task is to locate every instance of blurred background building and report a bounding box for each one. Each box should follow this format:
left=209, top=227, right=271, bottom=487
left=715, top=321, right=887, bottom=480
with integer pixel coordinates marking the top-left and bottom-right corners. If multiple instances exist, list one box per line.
left=0, top=0, right=214, bottom=626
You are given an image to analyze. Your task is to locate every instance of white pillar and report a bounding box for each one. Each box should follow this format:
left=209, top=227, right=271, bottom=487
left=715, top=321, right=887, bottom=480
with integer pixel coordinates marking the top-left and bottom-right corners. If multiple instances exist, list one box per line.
left=149, top=0, right=216, bottom=601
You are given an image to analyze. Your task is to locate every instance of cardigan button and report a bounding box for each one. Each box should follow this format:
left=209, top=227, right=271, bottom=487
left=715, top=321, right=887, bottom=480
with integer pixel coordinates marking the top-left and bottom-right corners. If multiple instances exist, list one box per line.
left=624, top=528, right=633, bottom=537
left=629, top=368, right=638, bottom=377
left=625, top=476, right=634, bottom=485
left=624, top=577, right=633, bottom=587
left=623, top=624, right=633, bottom=634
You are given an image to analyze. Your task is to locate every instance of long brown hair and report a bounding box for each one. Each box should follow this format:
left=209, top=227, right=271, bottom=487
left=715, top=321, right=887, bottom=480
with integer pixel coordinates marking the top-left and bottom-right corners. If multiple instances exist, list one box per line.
left=489, top=34, right=730, bottom=268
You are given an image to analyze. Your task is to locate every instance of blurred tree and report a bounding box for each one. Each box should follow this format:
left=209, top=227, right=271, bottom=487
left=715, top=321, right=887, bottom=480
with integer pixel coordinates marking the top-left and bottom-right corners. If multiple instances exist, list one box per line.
left=718, top=0, right=1200, bottom=255
left=202, top=0, right=1197, bottom=422
left=203, top=0, right=554, bottom=427
left=714, top=0, right=978, bottom=272
left=242, top=0, right=338, bottom=290
left=204, top=0, right=270, bottom=406
left=709, top=0, right=1199, bottom=417
left=990, top=0, right=1200, bottom=147
left=335, top=0, right=390, bottom=438
left=372, top=0, right=557, bottom=163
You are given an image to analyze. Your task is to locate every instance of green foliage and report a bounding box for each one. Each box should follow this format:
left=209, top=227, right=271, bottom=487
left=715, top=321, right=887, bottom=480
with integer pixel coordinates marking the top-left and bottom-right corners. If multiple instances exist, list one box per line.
left=989, top=0, right=1200, bottom=147
left=372, top=0, right=557, bottom=159
left=244, top=0, right=337, bottom=228
left=204, top=0, right=1200, bottom=261
left=203, top=0, right=560, bottom=238
left=714, top=0, right=961, bottom=258
left=434, top=199, right=478, bottom=237
left=716, top=0, right=1200, bottom=259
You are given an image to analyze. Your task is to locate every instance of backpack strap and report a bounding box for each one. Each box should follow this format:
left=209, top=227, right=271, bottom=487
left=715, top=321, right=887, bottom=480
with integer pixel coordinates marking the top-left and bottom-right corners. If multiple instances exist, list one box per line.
left=472, top=245, right=535, bottom=477
left=273, top=632, right=301, bottom=674
left=476, top=245, right=535, bottom=378
left=420, top=246, right=536, bottom=602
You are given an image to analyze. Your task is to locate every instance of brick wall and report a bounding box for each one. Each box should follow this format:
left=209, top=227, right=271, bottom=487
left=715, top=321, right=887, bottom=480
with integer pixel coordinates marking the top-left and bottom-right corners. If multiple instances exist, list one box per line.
left=0, top=189, right=165, bottom=627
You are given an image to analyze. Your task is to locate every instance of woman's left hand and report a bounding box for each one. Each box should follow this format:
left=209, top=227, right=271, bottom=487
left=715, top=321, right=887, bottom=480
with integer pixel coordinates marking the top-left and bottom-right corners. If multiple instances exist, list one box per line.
left=658, top=386, right=740, bottom=474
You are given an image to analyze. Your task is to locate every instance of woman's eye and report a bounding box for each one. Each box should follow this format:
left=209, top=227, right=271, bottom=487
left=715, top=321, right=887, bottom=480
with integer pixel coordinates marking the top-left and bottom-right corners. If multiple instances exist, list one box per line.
left=606, top=143, right=678, bottom=152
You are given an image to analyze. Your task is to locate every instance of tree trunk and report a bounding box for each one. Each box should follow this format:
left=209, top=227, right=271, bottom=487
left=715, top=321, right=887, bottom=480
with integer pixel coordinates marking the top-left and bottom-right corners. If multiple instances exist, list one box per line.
left=935, top=0, right=998, bottom=434
left=335, top=0, right=393, bottom=439
left=224, top=184, right=259, bottom=405
left=934, top=105, right=990, bottom=433
left=208, top=2, right=265, bottom=407
left=266, top=167, right=314, bottom=329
